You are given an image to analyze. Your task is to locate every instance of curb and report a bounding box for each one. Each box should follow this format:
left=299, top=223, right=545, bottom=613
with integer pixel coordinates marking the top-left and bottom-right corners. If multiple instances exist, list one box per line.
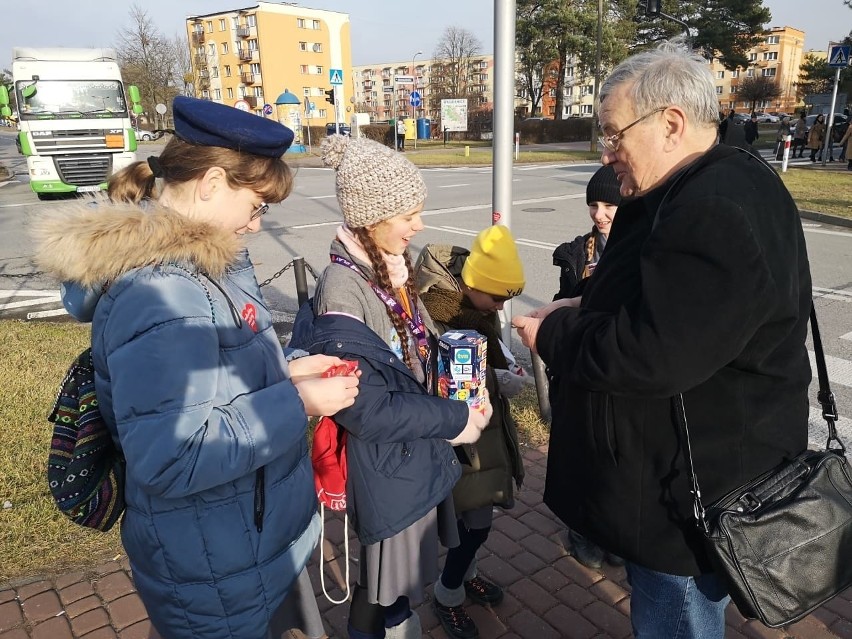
left=800, top=209, right=852, bottom=229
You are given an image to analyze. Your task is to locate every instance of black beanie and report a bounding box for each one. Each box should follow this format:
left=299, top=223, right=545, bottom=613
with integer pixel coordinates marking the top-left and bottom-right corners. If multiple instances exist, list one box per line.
left=586, top=164, right=622, bottom=206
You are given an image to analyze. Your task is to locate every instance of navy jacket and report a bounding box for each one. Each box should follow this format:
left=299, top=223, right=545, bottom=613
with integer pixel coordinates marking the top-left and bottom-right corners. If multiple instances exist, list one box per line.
left=291, top=306, right=468, bottom=545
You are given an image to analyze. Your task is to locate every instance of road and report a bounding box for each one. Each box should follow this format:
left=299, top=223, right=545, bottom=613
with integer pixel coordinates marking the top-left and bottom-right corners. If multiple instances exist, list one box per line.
left=1, top=128, right=850, bottom=449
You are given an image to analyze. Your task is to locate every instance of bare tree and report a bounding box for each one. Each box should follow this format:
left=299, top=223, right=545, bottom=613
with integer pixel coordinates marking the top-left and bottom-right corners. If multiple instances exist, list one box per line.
left=115, top=4, right=181, bottom=127
left=430, top=26, right=483, bottom=128
left=168, top=33, right=194, bottom=98
left=737, top=75, right=782, bottom=113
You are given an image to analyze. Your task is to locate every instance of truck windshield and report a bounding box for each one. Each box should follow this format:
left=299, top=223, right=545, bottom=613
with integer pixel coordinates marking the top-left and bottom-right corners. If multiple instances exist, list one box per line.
left=16, top=80, right=127, bottom=120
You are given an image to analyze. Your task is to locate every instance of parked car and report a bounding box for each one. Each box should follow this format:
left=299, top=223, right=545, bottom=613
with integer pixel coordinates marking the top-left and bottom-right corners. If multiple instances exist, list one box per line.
left=752, top=112, right=780, bottom=123
left=325, top=122, right=351, bottom=136
left=730, top=113, right=750, bottom=125
left=133, top=129, right=162, bottom=142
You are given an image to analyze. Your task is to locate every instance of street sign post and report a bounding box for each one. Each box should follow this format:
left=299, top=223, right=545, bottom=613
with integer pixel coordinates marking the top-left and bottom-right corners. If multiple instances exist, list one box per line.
left=394, top=75, right=415, bottom=85
left=820, top=44, right=850, bottom=167
left=409, top=91, right=421, bottom=108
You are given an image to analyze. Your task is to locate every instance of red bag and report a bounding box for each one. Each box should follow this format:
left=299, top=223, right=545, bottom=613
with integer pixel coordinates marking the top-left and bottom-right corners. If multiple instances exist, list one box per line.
left=312, top=416, right=348, bottom=511
left=311, top=359, right=357, bottom=604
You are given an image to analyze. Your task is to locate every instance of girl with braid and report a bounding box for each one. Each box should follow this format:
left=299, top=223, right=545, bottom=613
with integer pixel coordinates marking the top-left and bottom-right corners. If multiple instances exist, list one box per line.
left=290, top=135, right=492, bottom=639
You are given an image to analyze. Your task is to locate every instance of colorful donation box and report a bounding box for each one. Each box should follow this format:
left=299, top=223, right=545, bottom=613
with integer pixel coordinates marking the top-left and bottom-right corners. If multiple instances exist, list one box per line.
left=437, top=330, right=487, bottom=407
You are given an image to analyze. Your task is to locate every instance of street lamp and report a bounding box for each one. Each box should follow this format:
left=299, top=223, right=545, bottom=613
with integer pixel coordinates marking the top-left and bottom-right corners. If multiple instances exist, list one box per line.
left=411, top=50, right=423, bottom=148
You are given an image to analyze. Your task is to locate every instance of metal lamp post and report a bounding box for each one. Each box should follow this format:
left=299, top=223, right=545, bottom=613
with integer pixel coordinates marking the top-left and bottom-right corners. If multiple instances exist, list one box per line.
left=412, top=51, right=422, bottom=148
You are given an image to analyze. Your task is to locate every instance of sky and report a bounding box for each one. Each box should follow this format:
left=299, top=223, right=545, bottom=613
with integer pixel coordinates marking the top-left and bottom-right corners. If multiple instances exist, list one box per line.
left=1, top=0, right=849, bottom=69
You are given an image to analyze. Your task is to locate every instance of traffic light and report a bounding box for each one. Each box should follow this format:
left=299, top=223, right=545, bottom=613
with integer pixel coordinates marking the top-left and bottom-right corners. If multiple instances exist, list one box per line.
left=645, top=0, right=661, bottom=15
left=324, top=88, right=336, bottom=105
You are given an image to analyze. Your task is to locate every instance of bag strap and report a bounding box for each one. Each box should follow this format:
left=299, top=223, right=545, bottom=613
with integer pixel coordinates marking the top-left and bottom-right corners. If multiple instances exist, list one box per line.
left=676, top=302, right=844, bottom=533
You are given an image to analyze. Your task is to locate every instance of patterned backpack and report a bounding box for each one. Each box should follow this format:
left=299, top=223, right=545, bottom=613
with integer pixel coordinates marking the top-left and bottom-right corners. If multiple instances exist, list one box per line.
left=47, top=347, right=125, bottom=531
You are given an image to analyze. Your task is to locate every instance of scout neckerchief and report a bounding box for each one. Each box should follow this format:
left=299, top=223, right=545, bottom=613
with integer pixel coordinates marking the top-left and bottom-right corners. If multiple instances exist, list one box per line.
left=330, top=254, right=431, bottom=372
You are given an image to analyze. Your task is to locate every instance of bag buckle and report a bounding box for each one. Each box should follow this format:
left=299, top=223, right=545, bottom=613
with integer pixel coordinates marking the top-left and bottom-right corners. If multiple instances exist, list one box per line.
left=737, top=492, right=762, bottom=512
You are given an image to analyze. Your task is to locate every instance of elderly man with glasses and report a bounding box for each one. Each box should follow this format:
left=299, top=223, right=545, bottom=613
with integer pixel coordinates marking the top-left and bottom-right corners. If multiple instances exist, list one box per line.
left=513, top=40, right=812, bottom=638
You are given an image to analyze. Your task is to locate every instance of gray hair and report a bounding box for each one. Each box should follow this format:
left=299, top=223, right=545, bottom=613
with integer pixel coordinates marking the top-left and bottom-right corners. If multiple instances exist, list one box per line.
left=599, top=39, right=719, bottom=128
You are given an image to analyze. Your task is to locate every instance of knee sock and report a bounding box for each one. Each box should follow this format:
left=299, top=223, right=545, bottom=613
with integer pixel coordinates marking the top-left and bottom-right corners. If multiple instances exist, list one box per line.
left=441, top=521, right=491, bottom=590
left=348, top=584, right=385, bottom=639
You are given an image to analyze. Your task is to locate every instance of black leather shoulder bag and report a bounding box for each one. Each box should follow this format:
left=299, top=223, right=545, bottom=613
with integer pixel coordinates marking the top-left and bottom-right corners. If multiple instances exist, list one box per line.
left=675, top=305, right=852, bottom=628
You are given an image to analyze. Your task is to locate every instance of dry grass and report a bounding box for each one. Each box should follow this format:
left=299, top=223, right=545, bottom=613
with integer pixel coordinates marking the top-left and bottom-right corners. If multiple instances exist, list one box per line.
left=780, top=168, right=852, bottom=219
left=0, top=320, right=123, bottom=585
left=509, top=384, right=551, bottom=448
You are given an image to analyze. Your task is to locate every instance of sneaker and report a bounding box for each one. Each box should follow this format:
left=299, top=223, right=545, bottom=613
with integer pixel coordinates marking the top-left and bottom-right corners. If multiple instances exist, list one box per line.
left=433, top=600, right=479, bottom=639
left=464, top=575, right=504, bottom=606
left=568, top=529, right=604, bottom=569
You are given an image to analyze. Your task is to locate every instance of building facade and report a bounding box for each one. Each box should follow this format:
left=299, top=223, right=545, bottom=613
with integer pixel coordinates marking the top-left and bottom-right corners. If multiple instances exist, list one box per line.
left=186, top=2, right=351, bottom=126
left=351, top=55, right=495, bottom=124
left=710, top=26, right=805, bottom=115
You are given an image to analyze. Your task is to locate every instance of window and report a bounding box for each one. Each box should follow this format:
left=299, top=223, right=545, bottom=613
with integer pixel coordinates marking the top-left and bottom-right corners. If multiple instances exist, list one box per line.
left=762, top=68, right=776, bottom=77
left=313, top=43, right=323, bottom=53
left=300, top=64, right=308, bottom=74
left=232, top=17, right=239, bottom=29
left=297, top=18, right=305, bottom=28
left=219, top=19, right=226, bottom=31
left=250, top=63, right=261, bottom=75
left=766, top=36, right=779, bottom=44
left=748, top=53, right=757, bottom=62
left=253, top=87, right=263, bottom=98
left=731, top=70, right=739, bottom=78
left=566, top=86, right=573, bottom=96
left=715, top=86, right=723, bottom=94
left=764, top=52, right=778, bottom=61
left=211, top=67, right=219, bottom=78
left=312, top=20, right=321, bottom=29
left=214, top=89, right=221, bottom=99
left=221, top=42, right=228, bottom=55
left=316, top=65, right=323, bottom=75
left=299, top=42, right=308, bottom=51
left=246, top=15, right=256, bottom=27
left=566, top=65, right=575, bottom=77
left=227, top=88, right=234, bottom=98
left=224, top=65, right=231, bottom=77
left=248, top=39, right=258, bottom=51
left=202, top=89, right=209, bottom=98
left=730, top=86, right=738, bottom=94
left=206, top=21, right=213, bottom=33
left=303, top=87, right=311, bottom=96
left=208, top=43, right=215, bottom=55
left=318, top=109, right=327, bottom=118
left=716, top=70, right=725, bottom=79
left=581, top=104, right=593, bottom=115
left=746, top=68, right=754, bottom=77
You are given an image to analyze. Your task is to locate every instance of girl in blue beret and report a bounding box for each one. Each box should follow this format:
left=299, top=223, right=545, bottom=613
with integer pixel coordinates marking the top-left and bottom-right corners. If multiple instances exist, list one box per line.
left=34, top=96, right=359, bottom=639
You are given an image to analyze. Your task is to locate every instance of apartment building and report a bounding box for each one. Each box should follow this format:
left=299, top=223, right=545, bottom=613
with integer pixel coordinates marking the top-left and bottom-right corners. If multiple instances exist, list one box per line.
left=538, top=26, right=807, bottom=120
left=351, top=55, right=494, bottom=124
left=186, top=2, right=351, bottom=125
left=710, top=26, right=805, bottom=114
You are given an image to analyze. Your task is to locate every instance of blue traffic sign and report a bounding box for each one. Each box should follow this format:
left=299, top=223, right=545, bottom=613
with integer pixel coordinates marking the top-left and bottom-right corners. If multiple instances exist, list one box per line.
left=329, top=68, right=343, bottom=85
left=262, top=103, right=273, bottom=116
left=828, top=45, right=850, bottom=68
left=410, top=90, right=421, bottom=108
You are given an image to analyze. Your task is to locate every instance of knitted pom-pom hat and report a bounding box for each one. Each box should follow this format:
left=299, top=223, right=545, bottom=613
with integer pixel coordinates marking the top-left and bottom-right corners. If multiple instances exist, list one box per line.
left=321, top=135, right=427, bottom=228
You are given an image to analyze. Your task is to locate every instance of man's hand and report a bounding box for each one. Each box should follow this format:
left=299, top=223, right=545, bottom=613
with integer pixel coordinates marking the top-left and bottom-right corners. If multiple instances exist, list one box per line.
left=512, top=315, right=542, bottom=354
left=529, top=297, right=580, bottom=319
left=289, top=354, right=356, bottom=385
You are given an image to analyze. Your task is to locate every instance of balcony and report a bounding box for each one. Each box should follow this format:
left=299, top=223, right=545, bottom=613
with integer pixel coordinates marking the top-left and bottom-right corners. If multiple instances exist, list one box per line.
left=238, top=49, right=254, bottom=61
left=191, top=31, right=205, bottom=45
left=241, top=72, right=255, bottom=84
left=236, top=26, right=250, bottom=38
left=243, top=96, right=258, bottom=108
left=194, top=55, right=207, bottom=67
left=197, top=76, right=210, bottom=89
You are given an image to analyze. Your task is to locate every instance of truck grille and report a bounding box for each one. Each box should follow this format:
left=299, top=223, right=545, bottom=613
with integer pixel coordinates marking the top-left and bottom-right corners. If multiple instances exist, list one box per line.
left=31, top=129, right=119, bottom=153
left=54, top=155, right=112, bottom=186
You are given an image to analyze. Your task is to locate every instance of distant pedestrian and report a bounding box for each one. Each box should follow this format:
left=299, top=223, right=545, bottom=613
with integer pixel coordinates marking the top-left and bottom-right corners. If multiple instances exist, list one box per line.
left=744, top=113, right=759, bottom=153
left=808, top=114, right=826, bottom=162
left=397, top=118, right=406, bottom=151
left=792, top=112, right=807, bottom=158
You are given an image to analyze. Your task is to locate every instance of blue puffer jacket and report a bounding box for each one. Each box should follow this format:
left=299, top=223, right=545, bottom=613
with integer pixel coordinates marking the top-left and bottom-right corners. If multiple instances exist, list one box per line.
left=35, top=201, right=319, bottom=639
left=291, top=306, right=468, bottom=545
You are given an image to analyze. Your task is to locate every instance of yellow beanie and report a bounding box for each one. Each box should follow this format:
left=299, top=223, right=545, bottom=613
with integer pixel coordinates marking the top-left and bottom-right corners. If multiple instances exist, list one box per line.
left=461, top=225, right=525, bottom=298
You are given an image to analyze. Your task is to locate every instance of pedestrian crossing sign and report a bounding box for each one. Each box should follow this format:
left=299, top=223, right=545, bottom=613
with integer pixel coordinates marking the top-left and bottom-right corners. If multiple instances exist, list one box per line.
left=329, top=68, right=343, bottom=85
left=828, top=45, right=850, bottom=68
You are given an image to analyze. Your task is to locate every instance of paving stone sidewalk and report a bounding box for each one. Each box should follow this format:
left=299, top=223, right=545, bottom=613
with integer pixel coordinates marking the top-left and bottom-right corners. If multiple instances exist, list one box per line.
left=1, top=445, right=850, bottom=639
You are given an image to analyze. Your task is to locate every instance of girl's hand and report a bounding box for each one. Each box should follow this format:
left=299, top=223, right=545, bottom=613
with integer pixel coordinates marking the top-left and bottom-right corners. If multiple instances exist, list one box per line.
left=290, top=354, right=355, bottom=384
left=447, top=390, right=492, bottom=445
left=295, top=376, right=359, bottom=417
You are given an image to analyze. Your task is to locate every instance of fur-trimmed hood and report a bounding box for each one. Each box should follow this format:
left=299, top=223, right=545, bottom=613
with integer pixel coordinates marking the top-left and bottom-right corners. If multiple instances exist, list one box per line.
left=32, top=197, right=243, bottom=287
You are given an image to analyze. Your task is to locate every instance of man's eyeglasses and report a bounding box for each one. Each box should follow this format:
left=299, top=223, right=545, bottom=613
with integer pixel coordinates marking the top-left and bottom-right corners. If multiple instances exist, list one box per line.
left=599, top=106, right=667, bottom=153
left=250, top=202, right=269, bottom=221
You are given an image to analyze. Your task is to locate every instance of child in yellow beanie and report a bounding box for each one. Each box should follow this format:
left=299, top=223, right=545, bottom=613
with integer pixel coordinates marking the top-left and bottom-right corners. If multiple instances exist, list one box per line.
left=415, top=225, right=529, bottom=639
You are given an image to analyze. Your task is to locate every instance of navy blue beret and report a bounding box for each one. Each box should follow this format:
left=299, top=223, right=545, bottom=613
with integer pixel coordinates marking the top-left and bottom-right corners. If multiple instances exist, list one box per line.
left=172, top=96, right=294, bottom=158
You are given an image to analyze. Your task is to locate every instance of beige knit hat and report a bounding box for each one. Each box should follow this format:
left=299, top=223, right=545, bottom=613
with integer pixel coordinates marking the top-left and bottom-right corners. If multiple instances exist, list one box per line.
left=321, top=135, right=427, bottom=228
